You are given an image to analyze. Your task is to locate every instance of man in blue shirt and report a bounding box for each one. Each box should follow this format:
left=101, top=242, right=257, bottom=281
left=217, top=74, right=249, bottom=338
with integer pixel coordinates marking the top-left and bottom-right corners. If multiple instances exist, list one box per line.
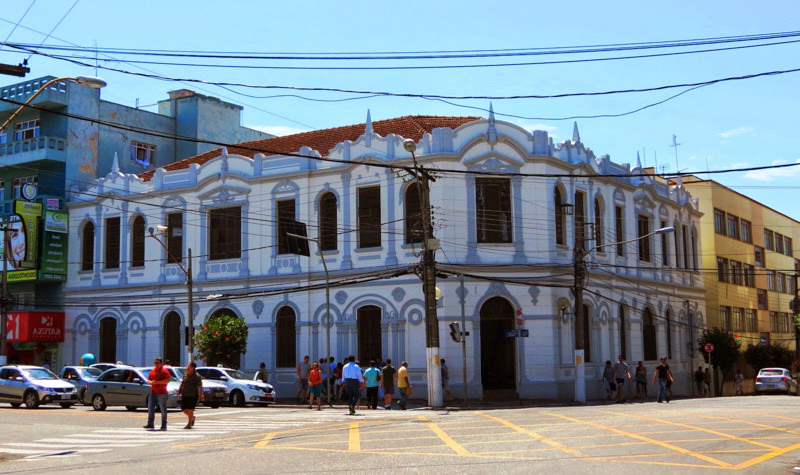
left=341, top=355, right=363, bottom=415
left=363, top=360, right=381, bottom=409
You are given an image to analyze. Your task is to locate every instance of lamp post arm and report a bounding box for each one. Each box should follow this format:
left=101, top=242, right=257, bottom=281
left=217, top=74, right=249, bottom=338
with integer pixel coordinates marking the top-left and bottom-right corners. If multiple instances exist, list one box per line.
left=583, top=226, right=675, bottom=256
left=148, top=231, right=189, bottom=277
left=0, top=77, right=70, bottom=132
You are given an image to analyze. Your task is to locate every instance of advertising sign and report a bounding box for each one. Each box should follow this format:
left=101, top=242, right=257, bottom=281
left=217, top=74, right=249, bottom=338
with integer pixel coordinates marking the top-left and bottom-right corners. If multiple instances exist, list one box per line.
left=40, top=210, right=68, bottom=281
left=6, top=311, right=66, bottom=342
left=0, top=201, right=43, bottom=282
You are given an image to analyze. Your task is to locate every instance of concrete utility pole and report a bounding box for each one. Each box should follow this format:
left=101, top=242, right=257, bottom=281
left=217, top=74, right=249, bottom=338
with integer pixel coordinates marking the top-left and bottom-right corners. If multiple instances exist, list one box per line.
left=403, top=138, right=443, bottom=408
left=0, top=225, right=8, bottom=365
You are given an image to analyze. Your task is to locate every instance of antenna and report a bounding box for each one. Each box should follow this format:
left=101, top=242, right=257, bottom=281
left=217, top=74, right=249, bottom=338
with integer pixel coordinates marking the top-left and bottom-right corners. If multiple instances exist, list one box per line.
left=671, top=135, right=681, bottom=175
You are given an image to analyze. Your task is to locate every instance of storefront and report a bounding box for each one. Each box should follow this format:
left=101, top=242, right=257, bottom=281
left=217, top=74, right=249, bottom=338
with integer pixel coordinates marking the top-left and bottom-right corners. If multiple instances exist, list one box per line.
left=5, top=311, right=65, bottom=367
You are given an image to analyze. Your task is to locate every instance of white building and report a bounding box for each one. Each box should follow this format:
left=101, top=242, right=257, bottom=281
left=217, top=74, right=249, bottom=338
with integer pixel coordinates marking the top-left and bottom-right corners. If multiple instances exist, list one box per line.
left=63, top=112, right=706, bottom=401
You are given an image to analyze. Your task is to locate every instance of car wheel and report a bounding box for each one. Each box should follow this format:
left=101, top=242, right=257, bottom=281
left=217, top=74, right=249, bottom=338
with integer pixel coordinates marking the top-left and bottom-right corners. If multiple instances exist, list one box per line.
left=92, top=394, right=107, bottom=411
left=230, top=390, right=245, bottom=407
left=10, top=403, right=21, bottom=408
left=125, top=406, right=138, bottom=411
left=24, top=390, right=40, bottom=409
left=60, top=403, right=74, bottom=409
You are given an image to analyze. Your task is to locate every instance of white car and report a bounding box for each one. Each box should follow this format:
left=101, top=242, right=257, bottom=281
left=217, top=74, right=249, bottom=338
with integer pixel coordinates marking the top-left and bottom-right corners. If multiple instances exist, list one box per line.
left=754, top=367, right=798, bottom=395
left=196, top=366, right=275, bottom=406
left=0, top=365, right=79, bottom=409
left=164, top=366, right=228, bottom=408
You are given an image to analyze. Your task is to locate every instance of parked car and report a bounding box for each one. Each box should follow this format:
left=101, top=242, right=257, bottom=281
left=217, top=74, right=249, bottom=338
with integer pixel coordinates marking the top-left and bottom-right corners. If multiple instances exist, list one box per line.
left=164, top=366, right=228, bottom=408
left=754, top=368, right=798, bottom=395
left=59, top=365, right=103, bottom=404
left=85, top=367, right=180, bottom=411
left=196, top=366, right=275, bottom=407
left=0, top=365, right=78, bottom=409
left=90, top=362, right=133, bottom=373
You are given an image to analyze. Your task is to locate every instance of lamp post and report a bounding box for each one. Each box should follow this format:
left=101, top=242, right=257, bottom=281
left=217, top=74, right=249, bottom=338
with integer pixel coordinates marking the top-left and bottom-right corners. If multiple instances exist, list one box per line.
left=573, top=225, right=674, bottom=402
left=402, top=138, right=443, bottom=408
left=149, top=226, right=193, bottom=365
left=0, top=76, right=106, bottom=366
left=286, top=232, right=333, bottom=406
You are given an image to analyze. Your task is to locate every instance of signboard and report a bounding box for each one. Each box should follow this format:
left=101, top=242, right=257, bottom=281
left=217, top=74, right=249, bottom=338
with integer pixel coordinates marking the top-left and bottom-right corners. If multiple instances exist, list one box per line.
left=504, top=329, right=529, bottom=338
left=0, top=201, right=42, bottom=281
left=40, top=210, right=68, bottom=281
left=704, top=343, right=714, bottom=353
left=6, top=311, right=66, bottom=342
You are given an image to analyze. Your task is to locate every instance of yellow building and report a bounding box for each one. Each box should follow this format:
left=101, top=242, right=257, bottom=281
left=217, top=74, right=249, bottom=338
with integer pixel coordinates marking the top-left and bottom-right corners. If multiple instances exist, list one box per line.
left=683, top=177, right=799, bottom=363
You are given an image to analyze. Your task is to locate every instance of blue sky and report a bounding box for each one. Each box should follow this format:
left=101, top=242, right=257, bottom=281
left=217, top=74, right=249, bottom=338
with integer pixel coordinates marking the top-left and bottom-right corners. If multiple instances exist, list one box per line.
left=1, top=1, right=799, bottom=218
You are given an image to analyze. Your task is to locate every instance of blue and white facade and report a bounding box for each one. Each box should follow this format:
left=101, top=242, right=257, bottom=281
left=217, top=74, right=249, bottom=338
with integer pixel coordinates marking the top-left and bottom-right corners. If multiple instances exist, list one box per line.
left=62, top=113, right=706, bottom=401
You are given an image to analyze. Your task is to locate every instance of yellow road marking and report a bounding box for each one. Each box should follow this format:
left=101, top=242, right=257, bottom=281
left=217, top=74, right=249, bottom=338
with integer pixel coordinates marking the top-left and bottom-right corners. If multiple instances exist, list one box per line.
left=478, top=412, right=585, bottom=457
left=424, top=421, right=471, bottom=456
left=348, top=422, right=360, bottom=452
left=545, top=412, right=730, bottom=467
left=673, top=411, right=800, bottom=436
left=253, top=432, right=276, bottom=449
left=732, top=442, right=800, bottom=470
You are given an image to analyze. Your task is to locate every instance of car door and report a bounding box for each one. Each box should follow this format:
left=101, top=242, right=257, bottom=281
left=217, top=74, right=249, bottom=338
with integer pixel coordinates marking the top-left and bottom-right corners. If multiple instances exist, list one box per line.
left=0, top=368, right=19, bottom=402
left=95, top=369, right=130, bottom=405
left=2, top=369, right=26, bottom=402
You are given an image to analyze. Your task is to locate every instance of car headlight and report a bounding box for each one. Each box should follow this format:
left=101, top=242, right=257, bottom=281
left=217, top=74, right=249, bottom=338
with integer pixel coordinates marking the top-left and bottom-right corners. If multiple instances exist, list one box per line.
left=246, top=384, right=262, bottom=391
left=35, top=385, right=52, bottom=392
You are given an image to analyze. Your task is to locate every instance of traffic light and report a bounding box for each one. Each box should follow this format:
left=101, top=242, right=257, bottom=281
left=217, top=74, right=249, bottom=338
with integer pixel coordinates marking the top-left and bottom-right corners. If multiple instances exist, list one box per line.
left=449, top=322, right=461, bottom=343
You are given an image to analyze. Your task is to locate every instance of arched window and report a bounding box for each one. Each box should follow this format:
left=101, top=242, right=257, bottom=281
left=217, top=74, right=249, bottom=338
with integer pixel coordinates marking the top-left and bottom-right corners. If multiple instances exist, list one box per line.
left=404, top=182, right=424, bottom=244
left=99, top=317, right=116, bottom=363
left=163, top=312, right=181, bottom=365
left=666, top=309, right=673, bottom=360
left=643, top=308, right=658, bottom=361
left=276, top=307, right=296, bottom=368
left=81, top=222, right=95, bottom=271
left=554, top=187, right=565, bottom=245
left=131, top=215, right=145, bottom=267
left=619, top=304, right=627, bottom=359
left=594, top=197, right=604, bottom=249
left=582, top=304, right=591, bottom=363
left=357, top=305, right=382, bottom=362
left=319, top=192, right=338, bottom=251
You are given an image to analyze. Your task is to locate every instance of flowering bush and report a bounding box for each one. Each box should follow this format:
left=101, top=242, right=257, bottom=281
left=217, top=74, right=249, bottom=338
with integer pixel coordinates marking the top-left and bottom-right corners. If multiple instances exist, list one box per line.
left=194, top=313, right=248, bottom=368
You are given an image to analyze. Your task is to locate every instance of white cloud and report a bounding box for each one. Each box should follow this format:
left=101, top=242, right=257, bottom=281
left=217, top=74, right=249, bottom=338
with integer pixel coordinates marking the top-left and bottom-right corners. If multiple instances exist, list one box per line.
left=719, top=126, right=754, bottom=138
left=249, top=125, right=310, bottom=137
left=743, top=158, right=800, bottom=182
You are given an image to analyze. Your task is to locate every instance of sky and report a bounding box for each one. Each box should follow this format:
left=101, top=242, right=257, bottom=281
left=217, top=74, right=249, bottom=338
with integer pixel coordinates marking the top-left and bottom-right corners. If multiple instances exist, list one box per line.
left=1, top=0, right=799, bottom=219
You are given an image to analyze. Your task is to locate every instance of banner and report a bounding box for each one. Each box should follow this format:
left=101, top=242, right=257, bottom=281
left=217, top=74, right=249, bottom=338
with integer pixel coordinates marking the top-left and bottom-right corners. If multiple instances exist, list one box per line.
left=40, top=210, right=68, bottom=281
left=6, top=311, right=65, bottom=342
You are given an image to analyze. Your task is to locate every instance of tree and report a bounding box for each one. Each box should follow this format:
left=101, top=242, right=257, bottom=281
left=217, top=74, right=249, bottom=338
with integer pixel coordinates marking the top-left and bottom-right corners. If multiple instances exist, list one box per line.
left=698, top=328, right=741, bottom=396
left=743, top=343, right=795, bottom=372
left=194, top=313, right=248, bottom=369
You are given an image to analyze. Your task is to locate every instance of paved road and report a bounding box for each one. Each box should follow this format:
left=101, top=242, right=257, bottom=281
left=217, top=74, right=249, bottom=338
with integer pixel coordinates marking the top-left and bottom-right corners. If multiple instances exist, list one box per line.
left=1, top=396, right=798, bottom=474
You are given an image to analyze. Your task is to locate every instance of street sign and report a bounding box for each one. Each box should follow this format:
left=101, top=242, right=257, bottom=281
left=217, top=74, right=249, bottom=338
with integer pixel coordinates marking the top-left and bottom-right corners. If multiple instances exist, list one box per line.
left=504, top=329, right=529, bottom=338
left=704, top=343, right=714, bottom=353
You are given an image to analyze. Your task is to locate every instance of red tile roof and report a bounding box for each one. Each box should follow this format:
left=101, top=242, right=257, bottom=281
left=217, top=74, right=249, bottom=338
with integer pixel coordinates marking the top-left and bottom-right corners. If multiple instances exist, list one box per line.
left=139, top=115, right=481, bottom=181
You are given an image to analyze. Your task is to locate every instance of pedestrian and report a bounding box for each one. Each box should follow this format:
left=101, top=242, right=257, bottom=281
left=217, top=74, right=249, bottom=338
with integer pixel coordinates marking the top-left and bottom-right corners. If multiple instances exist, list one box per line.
left=703, top=367, right=711, bottom=396
left=397, top=361, right=411, bottom=410
left=381, top=359, right=397, bottom=410
left=363, top=360, right=381, bottom=409
left=694, top=366, right=705, bottom=396
left=602, top=360, right=615, bottom=400
left=440, top=358, right=452, bottom=401
left=307, top=361, right=323, bottom=410
left=334, top=362, right=344, bottom=400
left=612, top=355, right=631, bottom=403
left=255, top=362, right=269, bottom=383
left=143, top=357, right=170, bottom=431
left=635, top=361, right=647, bottom=400
left=376, top=357, right=386, bottom=370
left=735, top=368, right=744, bottom=395
left=296, top=355, right=310, bottom=403
left=342, top=355, right=363, bottom=415
left=177, top=361, right=204, bottom=429
left=652, top=356, right=674, bottom=403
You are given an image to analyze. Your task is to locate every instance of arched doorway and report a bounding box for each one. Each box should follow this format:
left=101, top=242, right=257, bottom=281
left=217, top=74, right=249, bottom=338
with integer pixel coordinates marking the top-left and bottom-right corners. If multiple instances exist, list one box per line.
left=99, top=317, right=117, bottom=363
left=163, top=312, right=181, bottom=365
left=480, top=297, right=516, bottom=391
left=357, top=305, right=382, bottom=362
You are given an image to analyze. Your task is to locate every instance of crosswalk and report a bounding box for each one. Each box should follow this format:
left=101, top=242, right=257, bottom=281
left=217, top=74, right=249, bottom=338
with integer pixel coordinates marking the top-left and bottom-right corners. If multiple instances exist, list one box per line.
left=0, top=412, right=317, bottom=460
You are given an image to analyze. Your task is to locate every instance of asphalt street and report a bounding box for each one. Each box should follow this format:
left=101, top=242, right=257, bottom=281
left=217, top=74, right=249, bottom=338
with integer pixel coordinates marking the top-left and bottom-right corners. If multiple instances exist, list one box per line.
left=0, top=395, right=798, bottom=474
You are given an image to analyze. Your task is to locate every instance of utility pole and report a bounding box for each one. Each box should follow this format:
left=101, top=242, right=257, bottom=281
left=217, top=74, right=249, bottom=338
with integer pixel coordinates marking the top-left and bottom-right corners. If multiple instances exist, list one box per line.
left=0, top=225, right=8, bottom=365
left=574, top=242, right=587, bottom=403
left=403, top=139, right=442, bottom=408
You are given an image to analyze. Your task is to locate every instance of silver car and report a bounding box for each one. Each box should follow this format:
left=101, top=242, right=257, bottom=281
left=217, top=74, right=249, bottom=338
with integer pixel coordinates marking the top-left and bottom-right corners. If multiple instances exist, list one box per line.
left=754, top=367, right=798, bottom=395
left=0, top=365, right=78, bottom=409
left=165, top=366, right=228, bottom=408
left=85, top=367, right=180, bottom=411
left=59, top=365, right=103, bottom=404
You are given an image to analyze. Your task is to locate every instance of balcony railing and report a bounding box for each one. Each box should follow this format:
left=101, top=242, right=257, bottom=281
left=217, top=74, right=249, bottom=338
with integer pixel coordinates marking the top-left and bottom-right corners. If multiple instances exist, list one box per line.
left=0, top=136, right=67, bottom=162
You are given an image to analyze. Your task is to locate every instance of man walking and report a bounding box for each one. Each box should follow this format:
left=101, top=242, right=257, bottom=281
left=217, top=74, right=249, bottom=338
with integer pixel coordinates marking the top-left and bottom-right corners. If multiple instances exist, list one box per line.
left=652, top=357, right=674, bottom=403
left=612, top=355, right=631, bottom=403
left=440, top=358, right=452, bottom=401
left=694, top=365, right=705, bottom=396
left=397, top=361, right=411, bottom=410
left=144, top=357, right=170, bottom=431
left=381, top=359, right=397, bottom=410
left=296, top=355, right=311, bottom=403
left=341, top=355, right=363, bottom=415
left=363, top=360, right=381, bottom=409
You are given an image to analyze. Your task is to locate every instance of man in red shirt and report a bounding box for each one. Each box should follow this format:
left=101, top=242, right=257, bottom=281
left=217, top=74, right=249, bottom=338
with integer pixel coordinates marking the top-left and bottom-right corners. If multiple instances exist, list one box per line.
left=144, top=357, right=171, bottom=431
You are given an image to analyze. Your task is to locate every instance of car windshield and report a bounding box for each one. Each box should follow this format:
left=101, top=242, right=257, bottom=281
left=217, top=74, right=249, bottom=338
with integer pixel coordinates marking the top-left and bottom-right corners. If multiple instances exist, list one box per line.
left=24, top=368, right=59, bottom=380
left=171, top=367, right=185, bottom=379
left=140, top=369, right=178, bottom=382
left=79, top=367, right=103, bottom=379
left=225, top=369, right=248, bottom=380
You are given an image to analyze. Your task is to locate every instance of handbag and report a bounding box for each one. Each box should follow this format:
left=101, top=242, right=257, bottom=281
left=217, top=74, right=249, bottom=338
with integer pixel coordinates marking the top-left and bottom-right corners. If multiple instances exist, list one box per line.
left=405, top=385, right=413, bottom=397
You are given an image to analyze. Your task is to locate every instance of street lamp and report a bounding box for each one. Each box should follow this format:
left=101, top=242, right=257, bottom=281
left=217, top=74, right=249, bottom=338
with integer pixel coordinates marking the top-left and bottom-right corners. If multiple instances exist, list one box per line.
left=403, top=138, right=443, bottom=408
left=286, top=232, right=333, bottom=406
left=0, top=76, right=106, bottom=365
left=148, top=226, right=194, bottom=365
left=573, top=225, right=674, bottom=402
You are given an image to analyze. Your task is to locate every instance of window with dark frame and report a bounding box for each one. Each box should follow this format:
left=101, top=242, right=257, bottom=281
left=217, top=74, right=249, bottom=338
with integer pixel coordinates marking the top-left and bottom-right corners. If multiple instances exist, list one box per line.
left=594, top=198, right=604, bottom=250
left=357, top=186, right=381, bottom=248
left=767, top=269, right=776, bottom=291
left=740, top=219, right=752, bottom=243
left=275, top=307, right=296, bottom=368
left=131, top=215, right=145, bottom=267
left=14, top=119, right=39, bottom=141
left=615, top=206, right=624, bottom=256
left=714, top=209, right=726, bottom=235
left=319, top=192, right=338, bottom=251
left=727, top=214, right=740, bottom=240
left=666, top=309, right=673, bottom=359
left=660, top=220, right=669, bottom=266
left=81, top=221, right=95, bottom=271
left=775, top=233, right=785, bottom=254
left=757, top=289, right=768, bottom=310
left=404, top=182, right=424, bottom=244
left=764, top=229, right=774, bottom=251
left=357, top=305, right=383, bottom=363
left=743, top=263, right=755, bottom=287
left=574, top=191, right=586, bottom=248
left=476, top=178, right=512, bottom=243
left=277, top=199, right=296, bottom=255
left=166, top=213, right=183, bottom=264
left=619, top=305, right=627, bottom=359
left=754, top=246, right=765, bottom=267
left=104, top=217, right=120, bottom=269
left=555, top=188, right=565, bottom=245
left=130, top=141, right=156, bottom=167
left=209, top=207, right=241, bottom=260
left=637, top=215, right=651, bottom=262
left=717, top=257, right=729, bottom=283
left=642, top=308, right=657, bottom=361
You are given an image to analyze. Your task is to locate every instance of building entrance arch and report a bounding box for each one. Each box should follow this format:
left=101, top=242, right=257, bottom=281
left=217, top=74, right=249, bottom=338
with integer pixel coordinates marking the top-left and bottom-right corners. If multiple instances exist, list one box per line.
left=479, top=296, right=516, bottom=391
